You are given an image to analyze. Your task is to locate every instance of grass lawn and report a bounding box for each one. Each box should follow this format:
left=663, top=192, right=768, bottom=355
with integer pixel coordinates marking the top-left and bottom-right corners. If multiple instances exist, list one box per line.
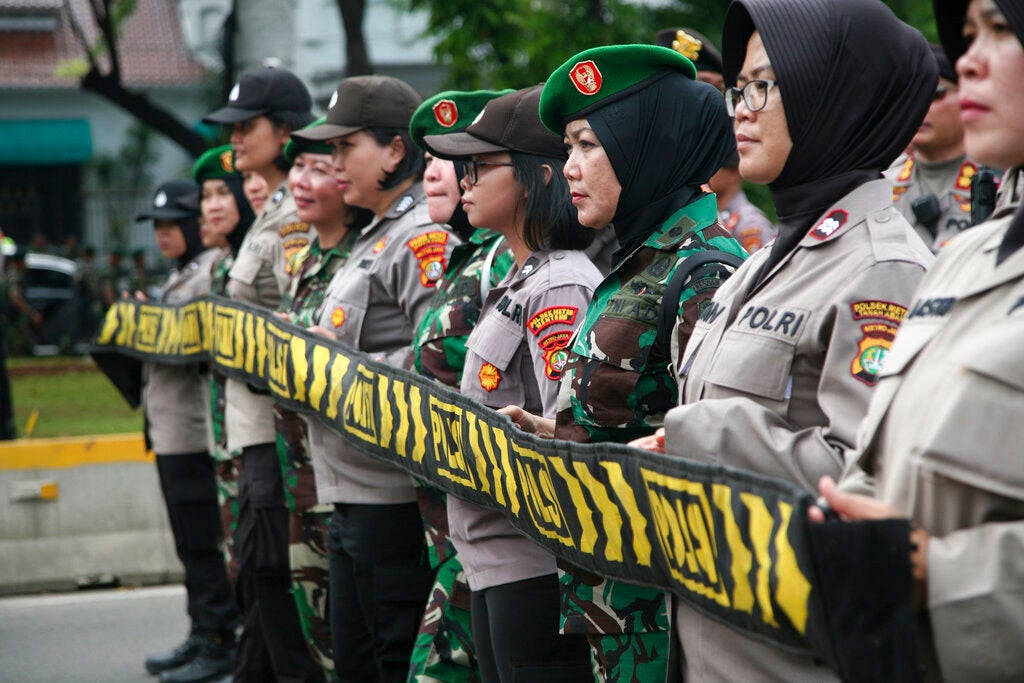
left=8, top=356, right=142, bottom=438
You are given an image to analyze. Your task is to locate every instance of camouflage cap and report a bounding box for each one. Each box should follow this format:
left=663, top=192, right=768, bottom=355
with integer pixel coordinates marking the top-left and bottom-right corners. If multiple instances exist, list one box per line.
left=284, top=117, right=333, bottom=161
left=192, top=145, right=237, bottom=184
left=538, top=44, right=696, bottom=133
left=409, top=89, right=514, bottom=152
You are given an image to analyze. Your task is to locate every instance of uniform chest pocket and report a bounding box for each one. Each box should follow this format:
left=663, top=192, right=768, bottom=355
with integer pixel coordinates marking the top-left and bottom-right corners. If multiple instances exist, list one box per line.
left=466, top=311, right=524, bottom=372
left=946, top=318, right=1024, bottom=391
left=702, top=329, right=796, bottom=401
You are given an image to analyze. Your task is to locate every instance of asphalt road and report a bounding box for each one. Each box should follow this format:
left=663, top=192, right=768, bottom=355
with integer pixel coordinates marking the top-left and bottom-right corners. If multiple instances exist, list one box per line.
left=0, top=585, right=188, bottom=683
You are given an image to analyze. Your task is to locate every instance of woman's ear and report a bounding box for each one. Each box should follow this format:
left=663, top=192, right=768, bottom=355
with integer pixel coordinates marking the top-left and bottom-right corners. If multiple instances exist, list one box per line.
left=540, top=163, right=553, bottom=186
left=384, top=135, right=406, bottom=173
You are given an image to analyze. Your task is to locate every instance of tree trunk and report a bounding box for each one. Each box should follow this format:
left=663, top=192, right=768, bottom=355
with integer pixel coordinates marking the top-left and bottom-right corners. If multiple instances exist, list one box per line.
left=81, top=68, right=207, bottom=157
left=338, top=0, right=372, bottom=76
left=233, top=0, right=298, bottom=74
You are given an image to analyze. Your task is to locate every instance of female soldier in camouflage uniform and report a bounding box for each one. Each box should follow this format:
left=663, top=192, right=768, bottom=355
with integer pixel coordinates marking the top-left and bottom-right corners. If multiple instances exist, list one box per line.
left=406, top=89, right=514, bottom=683
left=273, top=119, right=372, bottom=681
left=194, top=144, right=254, bottom=586
left=424, top=85, right=601, bottom=683
left=505, top=46, right=748, bottom=682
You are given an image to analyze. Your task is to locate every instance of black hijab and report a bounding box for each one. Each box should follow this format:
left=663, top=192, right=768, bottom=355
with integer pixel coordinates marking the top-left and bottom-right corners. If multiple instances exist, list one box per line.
left=447, top=161, right=475, bottom=242
left=722, top=0, right=937, bottom=273
left=221, top=176, right=256, bottom=254
left=935, top=0, right=1024, bottom=264
left=587, top=70, right=736, bottom=263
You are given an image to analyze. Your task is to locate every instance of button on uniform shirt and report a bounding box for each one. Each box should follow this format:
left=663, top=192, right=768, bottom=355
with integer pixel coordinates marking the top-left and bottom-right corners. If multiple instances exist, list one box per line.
left=224, top=182, right=314, bottom=452
left=663, top=179, right=933, bottom=682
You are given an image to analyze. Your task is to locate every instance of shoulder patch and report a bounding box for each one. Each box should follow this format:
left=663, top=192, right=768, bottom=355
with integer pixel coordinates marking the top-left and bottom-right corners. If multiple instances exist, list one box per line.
left=478, top=363, right=502, bottom=391
left=407, top=230, right=450, bottom=288
left=527, top=306, right=578, bottom=336
left=850, top=300, right=907, bottom=325
left=539, top=331, right=572, bottom=380
left=286, top=243, right=312, bottom=276
left=851, top=323, right=897, bottom=385
left=809, top=210, right=848, bottom=241
left=279, top=221, right=308, bottom=238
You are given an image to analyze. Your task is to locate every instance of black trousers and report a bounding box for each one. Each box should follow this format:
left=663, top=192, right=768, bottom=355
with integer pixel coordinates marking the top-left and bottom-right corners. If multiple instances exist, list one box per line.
left=471, top=574, right=592, bottom=683
left=155, top=451, right=238, bottom=632
left=234, top=443, right=324, bottom=683
left=328, top=502, right=434, bottom=683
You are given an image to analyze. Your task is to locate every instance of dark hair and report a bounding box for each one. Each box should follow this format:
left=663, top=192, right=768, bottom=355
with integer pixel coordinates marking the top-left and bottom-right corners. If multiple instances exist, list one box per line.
left=267, top=113, right=314, bottom=173
left=346, top=206, right=375, bottom=232
left=366, top=127, right=425, bottom=190
left=511, top=152, right=594, bottom=252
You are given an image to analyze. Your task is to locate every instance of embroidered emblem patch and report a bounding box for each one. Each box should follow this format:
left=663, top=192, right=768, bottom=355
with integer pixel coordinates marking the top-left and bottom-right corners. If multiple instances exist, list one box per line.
left=279, top=222, right=308, bottom=237
left=539, top=331, right=572, bottom=380
left=896, top=155, right=914, bottom=182
left=810, top=209, right=849, bottom=241
left=373, top=237, right=389, bottom=254
left=154, top=191, right=168, bottom=208
left=851, top=323, right=897, bottom=385
left=282, top=237, right=308, bottom=266
left=479, top=363, right=502, bottom=391
left=955, top=161, right=978, bottom=191
left=407, top=230, right=450, bottom=287
left=570, top=60, right=602, bottom=96
left=672, top=29, right=703, bottom=61
left=850, top=300, right=907, bottom=325
left=331, top=307, right=346, bottom=328
left=219, top=150, right=234, bottom=173
left=433, top=99, right=458, bottom=128
left=526, top=306, right=578, bottom=336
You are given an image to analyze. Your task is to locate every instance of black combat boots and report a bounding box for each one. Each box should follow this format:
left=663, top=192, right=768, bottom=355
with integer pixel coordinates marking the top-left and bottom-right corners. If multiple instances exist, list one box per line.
left=145, top=629, right=207, bottom=674
left=159, top=630, right=236, bottom=683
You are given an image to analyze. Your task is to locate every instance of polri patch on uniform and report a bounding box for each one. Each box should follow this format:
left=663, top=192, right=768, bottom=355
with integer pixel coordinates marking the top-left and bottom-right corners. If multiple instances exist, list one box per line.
left=407, top=230, right=450, bottom=287
left=851, top=323, right=897, bottom=385
left=279, top=222, right=308, bottom=238
left=331, top=307, right=346, bottom=328
left=433, top=99, right=458, bottom=127
left=809, top=209, right=849, bottom=241
left=570, top=60, right=602, bottom=95
left=283, top=237, right=309, bottom=266
left=539, top=330, right=572, bottom=380
left=849, top=300, right=907, bottom=325
left=527, top=306, right=578, bottom=336
left=478, top=363, right=502, bottom=392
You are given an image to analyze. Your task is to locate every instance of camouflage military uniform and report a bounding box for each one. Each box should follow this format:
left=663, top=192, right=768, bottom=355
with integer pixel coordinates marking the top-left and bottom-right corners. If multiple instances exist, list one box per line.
left=409, top=229, right=514, bottom=683
left=553, top=195, right=747, bottom=682
left=207, top=250, right=241, bottom=582
left=274, top=234, right=360, bottom=680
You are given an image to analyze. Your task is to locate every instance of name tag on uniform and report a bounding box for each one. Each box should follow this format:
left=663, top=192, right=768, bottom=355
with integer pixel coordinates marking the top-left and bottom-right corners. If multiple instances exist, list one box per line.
left=734, top=305, right=810, bottom=340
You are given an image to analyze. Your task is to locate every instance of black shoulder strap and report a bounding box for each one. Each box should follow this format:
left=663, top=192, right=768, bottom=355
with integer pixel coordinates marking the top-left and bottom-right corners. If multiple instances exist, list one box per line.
left=656, top=249, right=745, bottom=357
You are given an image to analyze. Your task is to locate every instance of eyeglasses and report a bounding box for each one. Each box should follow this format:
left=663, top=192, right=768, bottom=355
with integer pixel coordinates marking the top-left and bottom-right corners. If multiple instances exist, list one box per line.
left=725, top=79, right=780, bottom=116
left=465, top=160, right=514, bottom=185
left=933, top=85, right=952, bottom=101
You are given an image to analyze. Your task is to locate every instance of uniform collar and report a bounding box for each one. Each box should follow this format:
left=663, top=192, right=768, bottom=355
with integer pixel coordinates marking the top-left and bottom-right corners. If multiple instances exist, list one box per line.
left=507, top=250, right=550, bottom=286
left=643, top=193, right=719, bottom=251
left=383, top=182, right=426, bottom=219
left=797, top=179, right=891, bottom=248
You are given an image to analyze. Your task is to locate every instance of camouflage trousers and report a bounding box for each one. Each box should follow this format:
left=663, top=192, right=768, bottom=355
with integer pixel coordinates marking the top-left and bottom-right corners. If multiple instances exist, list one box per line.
left=559, top=565, right=669, bottom=683
left=212, top=455, right=240, bottom=582
left=408, top=556, right=479, bottom=683
left=289, top=506, right=336, bottom=681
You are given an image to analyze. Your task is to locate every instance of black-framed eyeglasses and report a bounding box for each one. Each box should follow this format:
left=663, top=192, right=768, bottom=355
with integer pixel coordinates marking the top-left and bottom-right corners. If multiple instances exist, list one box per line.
left=725, top=79, right=780, bottom=116
left=465, top=160, right=514, bottom=185
left=933, top=85, right=952, bottom=101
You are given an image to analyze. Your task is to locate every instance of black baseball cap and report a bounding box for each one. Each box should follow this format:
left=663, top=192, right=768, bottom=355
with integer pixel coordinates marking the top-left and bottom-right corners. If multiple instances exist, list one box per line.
left=203, top=66, right=313, bottom=125
left=291, top=75, right=423, bottom=141
left=424, top=85, right=565, bottom=160
left=135, top=180, right=200, bottom=222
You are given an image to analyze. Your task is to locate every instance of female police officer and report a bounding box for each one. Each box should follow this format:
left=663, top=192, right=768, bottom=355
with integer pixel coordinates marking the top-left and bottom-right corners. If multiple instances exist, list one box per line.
left=632, top=0, right=937, bottom=679
left=817, top=1, right=1024, bottom=680
left=202, top=65, right=322, bottom=683
left=138, top=179, right=238, bottom=683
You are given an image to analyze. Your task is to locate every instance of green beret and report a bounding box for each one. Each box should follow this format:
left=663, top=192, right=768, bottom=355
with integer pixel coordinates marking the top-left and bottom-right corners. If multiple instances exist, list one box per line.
left=539, top=44, right=696, bottom=133
left=192, top=145, right=237, bottom=183
left=285, top=116, right=333, bottom=162
left=409, top=89, right=514, bottom=151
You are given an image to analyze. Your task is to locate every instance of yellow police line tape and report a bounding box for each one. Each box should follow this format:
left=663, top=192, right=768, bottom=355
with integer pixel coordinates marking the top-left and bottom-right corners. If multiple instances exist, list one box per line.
left=87, top=295, right=916, bottom=679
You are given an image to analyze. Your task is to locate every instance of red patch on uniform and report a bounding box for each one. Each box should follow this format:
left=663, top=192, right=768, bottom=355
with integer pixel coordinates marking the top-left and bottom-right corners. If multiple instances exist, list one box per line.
left=478, top=363, right=502, bottom=392
left=539, top=331, right=572, bottom=380
left=891, top=186, right=908, bottom=202
left=407, top=230, right=450, bottom=288
left=739, top=227, right=763, bottom=253
left=956, top=161, right=978, bottom=191
left=331, top=307, right=346, bottom=328
left=809, top=210, right=848, bottom=241
left=850, top=300, right=908, bottom=325
left=526, top=306, right=578, bottom=336
left=569, top=60, right=602, bottom=96
left=851, top=323, right=898, bottom=386
left=432, top=99, right=458, bottom=128
left=896, top=155, right=915, bottom=182
left=219, top=150, right=234, bottom=173
left=373, top=236, right=389, bottom=254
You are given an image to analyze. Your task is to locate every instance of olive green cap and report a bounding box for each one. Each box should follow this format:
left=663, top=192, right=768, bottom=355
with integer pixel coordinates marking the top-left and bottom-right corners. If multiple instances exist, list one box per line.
left=192, top=145, right=237, bottom=184
left=285, top=117, right=333, bottom=161
left=538, top=44, right=696, bottom=133
left=409, top=89, right=514, bottom=152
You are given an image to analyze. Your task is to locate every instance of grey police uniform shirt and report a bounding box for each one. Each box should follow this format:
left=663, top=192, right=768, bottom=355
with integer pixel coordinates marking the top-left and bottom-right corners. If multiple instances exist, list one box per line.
left=885, top=151, right=976, bottom=253
left=842, top=169, right=1024, bottom=683
left=224, top=182, right=314, bottom=452
left=450, top=248, right=601, bottom=592
left=142, top=248, right=221, bottom=455
left=662, top=179, right=934, bottom=682
left=720, top=189, right=777, bottom=254
left=308, top=184, right=459, bottom=505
